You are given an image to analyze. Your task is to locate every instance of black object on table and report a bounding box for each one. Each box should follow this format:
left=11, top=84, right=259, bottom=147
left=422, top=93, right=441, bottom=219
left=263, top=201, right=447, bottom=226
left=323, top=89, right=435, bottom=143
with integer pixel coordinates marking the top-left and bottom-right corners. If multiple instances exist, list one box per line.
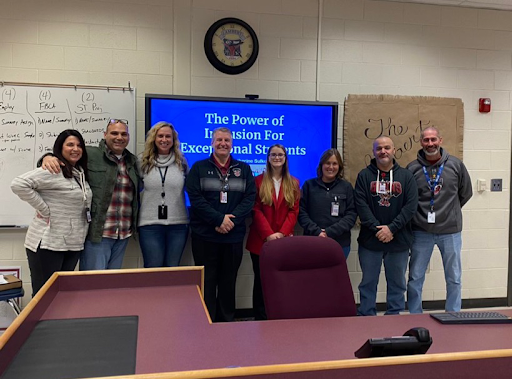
left=2, top=315, right=138, bottom=379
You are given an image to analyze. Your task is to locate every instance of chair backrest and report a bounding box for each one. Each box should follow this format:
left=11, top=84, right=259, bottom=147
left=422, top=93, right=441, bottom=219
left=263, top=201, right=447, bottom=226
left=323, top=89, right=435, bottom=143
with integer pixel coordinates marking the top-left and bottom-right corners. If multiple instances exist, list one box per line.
left=260, top=236, right=356, bottom=320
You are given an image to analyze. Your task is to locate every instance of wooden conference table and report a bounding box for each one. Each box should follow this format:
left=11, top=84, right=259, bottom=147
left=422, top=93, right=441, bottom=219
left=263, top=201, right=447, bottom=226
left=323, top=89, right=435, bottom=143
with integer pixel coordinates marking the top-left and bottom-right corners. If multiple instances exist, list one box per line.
left=1, top=267, right=512, bottom=379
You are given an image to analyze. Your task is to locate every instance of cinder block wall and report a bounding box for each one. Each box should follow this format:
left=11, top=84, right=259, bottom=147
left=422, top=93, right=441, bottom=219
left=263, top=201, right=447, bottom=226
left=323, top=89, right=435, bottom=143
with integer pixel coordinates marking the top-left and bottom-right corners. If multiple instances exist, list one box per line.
left=0, top=0, right=509, bottom=309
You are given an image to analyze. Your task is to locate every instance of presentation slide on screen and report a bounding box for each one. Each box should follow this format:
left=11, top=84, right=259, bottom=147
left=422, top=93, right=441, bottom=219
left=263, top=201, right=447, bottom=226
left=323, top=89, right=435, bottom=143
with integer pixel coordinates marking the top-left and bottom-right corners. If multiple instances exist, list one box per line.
left=149, top=98, right=335, bottom=185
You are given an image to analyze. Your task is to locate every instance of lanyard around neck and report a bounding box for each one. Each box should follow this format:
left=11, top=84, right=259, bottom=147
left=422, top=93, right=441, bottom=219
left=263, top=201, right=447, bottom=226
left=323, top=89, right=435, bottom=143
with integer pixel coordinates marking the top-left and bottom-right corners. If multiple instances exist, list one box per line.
left=158, top=167, right=168, bottom=204
left=73, top=172, right=88, bottom=203
left=422, top=163, right=444, bottom=211
left=376, top=169, right=393, bottom=196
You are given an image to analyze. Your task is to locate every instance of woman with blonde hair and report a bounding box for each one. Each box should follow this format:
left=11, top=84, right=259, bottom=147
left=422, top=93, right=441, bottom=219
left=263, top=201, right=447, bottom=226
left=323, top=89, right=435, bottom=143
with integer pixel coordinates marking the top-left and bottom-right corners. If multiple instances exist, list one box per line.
left=246, top=144, right=300, bottom=320
left=299, top=148, right=356, bottom=259
left=138, top=122, right=188, bottom=267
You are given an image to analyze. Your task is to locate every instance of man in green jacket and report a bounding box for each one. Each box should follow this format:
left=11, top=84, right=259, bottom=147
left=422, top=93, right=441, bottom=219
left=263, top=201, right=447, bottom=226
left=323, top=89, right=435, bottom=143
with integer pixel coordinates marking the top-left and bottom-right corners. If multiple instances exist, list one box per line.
left=42, top=119, right=140, bottom=270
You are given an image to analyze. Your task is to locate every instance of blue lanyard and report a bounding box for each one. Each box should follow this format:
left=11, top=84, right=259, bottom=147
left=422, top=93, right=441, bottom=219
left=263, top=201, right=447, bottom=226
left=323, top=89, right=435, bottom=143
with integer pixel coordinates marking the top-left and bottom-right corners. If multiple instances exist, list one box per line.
left=422, top=163, right=444, bottom=211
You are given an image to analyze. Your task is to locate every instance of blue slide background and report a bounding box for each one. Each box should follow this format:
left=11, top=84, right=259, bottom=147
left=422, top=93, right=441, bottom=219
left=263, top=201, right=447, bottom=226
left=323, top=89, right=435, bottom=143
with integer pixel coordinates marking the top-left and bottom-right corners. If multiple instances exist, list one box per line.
left=149, top=98, right=336, bottom=186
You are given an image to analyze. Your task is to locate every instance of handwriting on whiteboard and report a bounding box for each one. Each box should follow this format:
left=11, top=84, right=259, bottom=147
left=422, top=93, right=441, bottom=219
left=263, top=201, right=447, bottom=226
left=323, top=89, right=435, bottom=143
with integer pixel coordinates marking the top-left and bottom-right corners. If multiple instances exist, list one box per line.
left=0, top=87, right=113, bottom=155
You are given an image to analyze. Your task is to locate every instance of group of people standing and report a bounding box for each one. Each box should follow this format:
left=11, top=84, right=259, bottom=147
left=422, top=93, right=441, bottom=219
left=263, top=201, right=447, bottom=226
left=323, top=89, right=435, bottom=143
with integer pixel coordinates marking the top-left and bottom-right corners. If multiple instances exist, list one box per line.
left=11, top=120, right=471, bottom=323
left=355, top=130, right=472, bottom=316
left=12, top=119, right=188, bottom=296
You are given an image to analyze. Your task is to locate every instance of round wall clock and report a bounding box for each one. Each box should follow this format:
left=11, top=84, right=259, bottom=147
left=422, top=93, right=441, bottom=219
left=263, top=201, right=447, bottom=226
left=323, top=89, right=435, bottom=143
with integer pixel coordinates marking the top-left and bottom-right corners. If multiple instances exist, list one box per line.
left=204, top=17, right=259, bottom=75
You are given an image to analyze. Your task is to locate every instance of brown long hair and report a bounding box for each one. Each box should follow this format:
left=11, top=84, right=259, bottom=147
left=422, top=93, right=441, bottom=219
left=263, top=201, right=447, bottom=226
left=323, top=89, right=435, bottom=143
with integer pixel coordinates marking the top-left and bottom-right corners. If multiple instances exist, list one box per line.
left=259, top=144, right=299, bottom=208
left=141, top=122, right=186, bottom=174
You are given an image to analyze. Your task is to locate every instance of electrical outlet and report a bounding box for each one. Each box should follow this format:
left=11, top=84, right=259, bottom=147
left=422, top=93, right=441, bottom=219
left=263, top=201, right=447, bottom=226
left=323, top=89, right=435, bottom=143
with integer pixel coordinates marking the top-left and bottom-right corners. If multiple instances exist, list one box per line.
left=491, top=179, right=502, bottom=192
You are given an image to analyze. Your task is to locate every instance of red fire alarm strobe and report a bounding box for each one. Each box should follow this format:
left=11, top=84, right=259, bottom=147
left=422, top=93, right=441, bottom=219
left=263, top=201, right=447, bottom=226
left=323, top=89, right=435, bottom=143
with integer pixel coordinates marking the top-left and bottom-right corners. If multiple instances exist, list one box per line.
left=479, top=98, right=491, bottom=113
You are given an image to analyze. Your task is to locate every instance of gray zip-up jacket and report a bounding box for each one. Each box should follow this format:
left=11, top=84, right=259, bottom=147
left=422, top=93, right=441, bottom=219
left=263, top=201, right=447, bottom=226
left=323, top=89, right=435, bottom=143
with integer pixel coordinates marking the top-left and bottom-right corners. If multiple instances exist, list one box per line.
left=407, top=148, right=472, bottom=234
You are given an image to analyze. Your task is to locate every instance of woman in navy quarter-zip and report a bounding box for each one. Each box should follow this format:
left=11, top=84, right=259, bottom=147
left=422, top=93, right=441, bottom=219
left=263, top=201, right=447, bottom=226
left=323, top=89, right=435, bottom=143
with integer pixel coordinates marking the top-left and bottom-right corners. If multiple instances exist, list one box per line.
left=298, top=149, right=357, bottom=259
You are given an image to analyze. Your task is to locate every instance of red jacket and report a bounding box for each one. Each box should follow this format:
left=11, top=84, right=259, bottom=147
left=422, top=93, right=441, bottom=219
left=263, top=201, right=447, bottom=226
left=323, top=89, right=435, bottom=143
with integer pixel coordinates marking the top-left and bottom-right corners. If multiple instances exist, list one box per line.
left=246, top=174, right=300, bottom=254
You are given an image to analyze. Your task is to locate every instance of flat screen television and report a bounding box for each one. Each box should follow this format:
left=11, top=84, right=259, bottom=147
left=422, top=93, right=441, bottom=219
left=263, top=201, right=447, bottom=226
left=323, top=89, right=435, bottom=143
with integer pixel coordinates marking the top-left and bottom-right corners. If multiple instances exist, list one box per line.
left=145, top=94, right=338, bottom=189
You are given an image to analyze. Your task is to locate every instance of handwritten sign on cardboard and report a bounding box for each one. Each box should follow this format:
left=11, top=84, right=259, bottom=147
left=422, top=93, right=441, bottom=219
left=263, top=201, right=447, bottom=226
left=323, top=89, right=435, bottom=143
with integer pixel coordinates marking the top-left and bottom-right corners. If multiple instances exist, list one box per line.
left=343, top=94, right=464, bottom=185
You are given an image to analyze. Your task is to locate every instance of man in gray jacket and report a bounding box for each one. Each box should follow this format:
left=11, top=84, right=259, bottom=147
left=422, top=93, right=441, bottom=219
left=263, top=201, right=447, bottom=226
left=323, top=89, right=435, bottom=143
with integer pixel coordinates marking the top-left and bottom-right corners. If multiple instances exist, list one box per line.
left=406, top=126, right=472, bottom=313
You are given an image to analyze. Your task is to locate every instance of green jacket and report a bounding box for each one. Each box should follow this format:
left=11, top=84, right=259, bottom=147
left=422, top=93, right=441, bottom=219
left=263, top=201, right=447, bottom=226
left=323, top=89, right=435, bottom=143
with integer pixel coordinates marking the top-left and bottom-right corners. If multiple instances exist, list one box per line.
left=86, top=140, right=140, bottom=243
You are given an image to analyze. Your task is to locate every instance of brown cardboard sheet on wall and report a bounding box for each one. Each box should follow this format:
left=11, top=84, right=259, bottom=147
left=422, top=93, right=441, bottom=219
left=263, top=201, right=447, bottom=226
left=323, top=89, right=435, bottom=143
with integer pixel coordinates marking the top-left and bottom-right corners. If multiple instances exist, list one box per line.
left=343, top=94, right=464, bottom=185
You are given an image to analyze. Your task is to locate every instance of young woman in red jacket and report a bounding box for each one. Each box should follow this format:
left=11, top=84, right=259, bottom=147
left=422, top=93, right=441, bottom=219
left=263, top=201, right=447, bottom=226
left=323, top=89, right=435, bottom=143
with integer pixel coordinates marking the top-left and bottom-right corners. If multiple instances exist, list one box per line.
left=246, top=144, right=300, bottom=320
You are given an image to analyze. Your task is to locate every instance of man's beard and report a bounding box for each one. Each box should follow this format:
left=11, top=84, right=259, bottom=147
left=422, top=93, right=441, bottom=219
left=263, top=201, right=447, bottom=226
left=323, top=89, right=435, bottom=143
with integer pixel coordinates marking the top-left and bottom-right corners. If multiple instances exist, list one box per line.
left=424, top=147, right=439, bottom=156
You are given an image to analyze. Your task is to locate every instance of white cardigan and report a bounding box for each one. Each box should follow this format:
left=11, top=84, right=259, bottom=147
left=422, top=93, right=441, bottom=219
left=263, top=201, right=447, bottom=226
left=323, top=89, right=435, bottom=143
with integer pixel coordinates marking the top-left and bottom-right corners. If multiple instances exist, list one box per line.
left=11, top=168, right=92, bottom=252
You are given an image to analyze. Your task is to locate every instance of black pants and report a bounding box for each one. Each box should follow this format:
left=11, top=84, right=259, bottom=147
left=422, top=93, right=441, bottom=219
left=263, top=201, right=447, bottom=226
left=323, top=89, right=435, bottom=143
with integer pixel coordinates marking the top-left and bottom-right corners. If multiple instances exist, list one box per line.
left=191, top=237, right=243, bottom=322
left=26, top=246, right=81, bottom=297
left=250, top=252, right=267, bottom=320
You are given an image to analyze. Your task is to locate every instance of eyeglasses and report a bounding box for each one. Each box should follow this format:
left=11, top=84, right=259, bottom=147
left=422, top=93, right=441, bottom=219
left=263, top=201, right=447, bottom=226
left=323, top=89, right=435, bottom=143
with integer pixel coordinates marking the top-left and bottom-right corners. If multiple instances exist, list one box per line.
left=108, top=119, right=129, bottom=126
left=270, top=153, right=285, bottom=158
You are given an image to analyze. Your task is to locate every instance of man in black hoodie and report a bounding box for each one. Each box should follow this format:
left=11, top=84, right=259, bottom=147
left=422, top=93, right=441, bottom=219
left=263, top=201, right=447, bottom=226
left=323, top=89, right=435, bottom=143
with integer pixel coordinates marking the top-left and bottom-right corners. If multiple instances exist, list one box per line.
left=355, top=136, right=418, bottom=316
left=406, top=127, right=472, bottom=313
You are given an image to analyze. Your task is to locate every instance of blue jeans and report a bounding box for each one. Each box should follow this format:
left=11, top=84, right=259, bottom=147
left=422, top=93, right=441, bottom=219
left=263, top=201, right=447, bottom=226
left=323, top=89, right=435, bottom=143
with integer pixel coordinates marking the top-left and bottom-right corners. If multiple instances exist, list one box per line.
left=138, top=224, right=189, bottom=267
left=357, top=246, right=409, bottom=316
left=80, top=238, right=130, bottom=270
left=407, top=231, right=462, bottom=313
left=342, top=246, right=350, bottom=259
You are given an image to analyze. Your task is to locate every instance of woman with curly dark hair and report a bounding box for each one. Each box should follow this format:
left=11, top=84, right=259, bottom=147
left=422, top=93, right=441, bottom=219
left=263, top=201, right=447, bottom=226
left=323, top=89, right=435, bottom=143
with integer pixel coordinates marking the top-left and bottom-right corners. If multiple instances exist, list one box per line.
left=11, top=129, right=92, bottom=296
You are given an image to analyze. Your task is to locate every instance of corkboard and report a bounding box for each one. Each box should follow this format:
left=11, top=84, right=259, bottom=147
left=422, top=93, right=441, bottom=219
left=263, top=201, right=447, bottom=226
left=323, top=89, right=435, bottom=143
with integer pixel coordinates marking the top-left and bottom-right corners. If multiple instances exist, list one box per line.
left=343, top=95, right=464, bottom=185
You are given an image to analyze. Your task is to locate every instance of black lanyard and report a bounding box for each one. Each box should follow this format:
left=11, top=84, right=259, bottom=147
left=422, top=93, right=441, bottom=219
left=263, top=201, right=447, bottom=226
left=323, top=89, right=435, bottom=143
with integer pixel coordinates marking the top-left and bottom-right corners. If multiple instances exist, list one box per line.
left=158, top=167, right=168, bottom=202
left=73, top=176, right=87, bottom=203
left=73, top=177, right=83, bottom=190
left=74, top=175, right=91, bottom=222
left=215, top=167, right=230, bottom=192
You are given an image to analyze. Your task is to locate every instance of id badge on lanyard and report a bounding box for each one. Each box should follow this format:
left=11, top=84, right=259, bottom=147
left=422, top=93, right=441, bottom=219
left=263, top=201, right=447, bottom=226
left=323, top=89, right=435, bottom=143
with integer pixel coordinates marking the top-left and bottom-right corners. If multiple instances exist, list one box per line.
left=158, top=167, right=169, bottom=219
left=377, top=171, right=389, bottom=194
left=75, top=176, right=91, bottom=223
left=331, top=195, right=339, bottom=217
left=423, top=164, right=444, bottom=224
left=378, top=181, right=387, bottom=194
left=217, top=168, right=230, bottom=204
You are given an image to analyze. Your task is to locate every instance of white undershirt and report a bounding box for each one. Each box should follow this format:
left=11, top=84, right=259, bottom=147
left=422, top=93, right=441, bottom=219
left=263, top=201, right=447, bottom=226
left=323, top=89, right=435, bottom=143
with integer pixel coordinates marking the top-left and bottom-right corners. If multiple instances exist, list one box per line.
left=273, top=177, right=282, bottom=199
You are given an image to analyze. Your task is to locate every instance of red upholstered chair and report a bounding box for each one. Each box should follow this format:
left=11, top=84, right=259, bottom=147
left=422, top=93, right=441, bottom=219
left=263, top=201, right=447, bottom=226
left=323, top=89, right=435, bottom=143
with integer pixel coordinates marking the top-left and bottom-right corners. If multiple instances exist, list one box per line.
left=260, top=236, right=356, bottom=320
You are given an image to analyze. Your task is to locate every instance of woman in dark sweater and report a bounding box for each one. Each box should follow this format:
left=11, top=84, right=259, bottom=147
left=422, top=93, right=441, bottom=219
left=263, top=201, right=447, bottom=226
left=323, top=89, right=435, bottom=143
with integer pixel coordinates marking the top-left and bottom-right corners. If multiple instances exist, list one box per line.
left=298, top=149, right=357, bottom=258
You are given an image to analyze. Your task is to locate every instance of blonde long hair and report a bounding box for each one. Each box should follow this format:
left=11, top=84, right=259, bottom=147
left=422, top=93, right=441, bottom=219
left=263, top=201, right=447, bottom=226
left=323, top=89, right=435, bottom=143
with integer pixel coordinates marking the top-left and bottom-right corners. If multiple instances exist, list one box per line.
left=259, top=144, right=299, bottom=208
left=141, top=122, right=186, bottom=174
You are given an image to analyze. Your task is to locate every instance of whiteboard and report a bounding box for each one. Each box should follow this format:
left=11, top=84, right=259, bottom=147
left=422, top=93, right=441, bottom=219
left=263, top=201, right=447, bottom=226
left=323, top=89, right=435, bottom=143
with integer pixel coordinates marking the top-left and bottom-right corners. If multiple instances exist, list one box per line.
left=0, top=83, right=136, bottom=227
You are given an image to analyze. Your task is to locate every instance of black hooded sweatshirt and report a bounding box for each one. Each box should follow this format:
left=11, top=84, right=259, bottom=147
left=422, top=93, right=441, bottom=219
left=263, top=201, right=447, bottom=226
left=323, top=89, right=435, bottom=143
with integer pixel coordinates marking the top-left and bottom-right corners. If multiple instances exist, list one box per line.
left=354, top=158, right=418, bottom=252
